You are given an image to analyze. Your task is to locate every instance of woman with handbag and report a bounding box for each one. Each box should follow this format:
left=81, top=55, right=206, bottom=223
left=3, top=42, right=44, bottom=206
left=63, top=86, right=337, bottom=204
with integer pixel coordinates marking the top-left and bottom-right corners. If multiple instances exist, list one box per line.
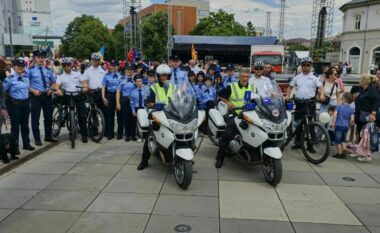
left=352, top=74, right=380, bottom=161
left=318, top=68, right=339, bottom=113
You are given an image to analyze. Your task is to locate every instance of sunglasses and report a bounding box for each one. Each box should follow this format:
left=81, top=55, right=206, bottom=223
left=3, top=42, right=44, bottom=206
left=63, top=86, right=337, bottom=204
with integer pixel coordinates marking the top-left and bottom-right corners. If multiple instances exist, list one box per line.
left=302, top=64, right=311, bottom=67
left=254, top=67, right=263, bottom=70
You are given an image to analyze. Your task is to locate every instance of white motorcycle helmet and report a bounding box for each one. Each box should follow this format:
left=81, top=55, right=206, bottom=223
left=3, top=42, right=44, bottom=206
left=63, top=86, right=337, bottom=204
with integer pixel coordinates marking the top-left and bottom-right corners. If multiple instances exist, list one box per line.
left=319, top=112, right=331, bottom=124
left=156, top=64, right=172, bottom=80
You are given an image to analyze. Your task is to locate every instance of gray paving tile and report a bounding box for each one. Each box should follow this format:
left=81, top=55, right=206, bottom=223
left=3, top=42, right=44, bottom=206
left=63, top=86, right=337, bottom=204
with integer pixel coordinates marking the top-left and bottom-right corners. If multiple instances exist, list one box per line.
left=0, top=209, right=14, bottom=222
left=153, top=195, right=218, bottom=218
left=281, top=171, right=326, bottom=185
left=219, top=181, right=288, bottom=221
left=277, top=184, right=342, bottom=202
left=67, top=212, right=148, bottom=233
left=368, top=226, right=380, bottom=233
left=312, top=160, right=364, bottom=174
left=354, top=163, right=380, bottom=175
left=67, top=163, right=122, bottom=176
left=192, top=167, right=218, bottom=180
left=45, top=175, right=112, bottom=192
left=283, top=200, right=361, bottom=225
left=161, top=177, right=218, bottom=196
left=15, top=161, right=76, bottom=175
left=282, top=159, right=314, bottom=172
left=0, top=210, right=81, bottom=233
left=319, top=173, right=380, bottom=188
left=36, top=151, right=89, bottom=163
left=81, top=153, right=132, bottom=164
left=145, top=215, right=219, bottom=233
left=56, top=142, right=101, bottom=153
left=218, top=161, right=265, bottom=183
left=221, top=218, right=294, bottom=233
left=332, top=186, right=380, bottom=205
left=369, top=174, right=380, bottom=183
left=0, top=174, right=59, bottom=189
left=87, top=192, right=157, bottom=214
left=0, top=189, right=39, bottom=208
left=292, top=222, right=369, bottom=233
left=22, top=190, right=98, bottom=211
left=104, top=177, right=163, bottom=194
left=347, top=204, right=380, bottom=227
left=95, top=145, right=138, bottom=155
left=115, top=164, right=168, bottom=181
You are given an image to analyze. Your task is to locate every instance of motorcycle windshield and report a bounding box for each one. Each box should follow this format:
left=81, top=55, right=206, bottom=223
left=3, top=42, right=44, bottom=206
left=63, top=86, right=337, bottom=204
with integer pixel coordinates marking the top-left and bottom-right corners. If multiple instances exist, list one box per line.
left=164, top=80, right=197, bottom=121
left=255, top=82, right=285, bottom=118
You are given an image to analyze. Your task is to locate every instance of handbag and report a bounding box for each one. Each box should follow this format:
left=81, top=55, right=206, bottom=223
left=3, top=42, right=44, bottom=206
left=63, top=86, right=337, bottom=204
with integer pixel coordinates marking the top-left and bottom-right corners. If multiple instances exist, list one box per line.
left=315, top=81, right=336, bottom=105
left=359, top=111, right=370, bottom=123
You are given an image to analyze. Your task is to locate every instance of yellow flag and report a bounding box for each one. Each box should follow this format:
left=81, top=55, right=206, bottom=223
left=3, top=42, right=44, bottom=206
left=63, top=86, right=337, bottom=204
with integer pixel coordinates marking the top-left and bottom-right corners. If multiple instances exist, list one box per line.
left=191, top=44, right=198, bottom=60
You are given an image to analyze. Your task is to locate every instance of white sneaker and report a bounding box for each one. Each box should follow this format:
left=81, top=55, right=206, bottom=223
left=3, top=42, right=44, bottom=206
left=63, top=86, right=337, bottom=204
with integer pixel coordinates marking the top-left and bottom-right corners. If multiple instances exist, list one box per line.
left=349, top=153, right=360, bottom=158
left=357, top=156, right=372, bottom=162
left=137, top=138, right=142, bottom=143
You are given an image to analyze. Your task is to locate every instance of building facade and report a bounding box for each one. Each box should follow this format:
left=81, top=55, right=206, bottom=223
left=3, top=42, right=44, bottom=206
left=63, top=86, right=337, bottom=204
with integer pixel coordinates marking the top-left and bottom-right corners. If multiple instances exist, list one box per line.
left=339, top=0, right=380, bottom=74
left=166, top=0, right=209, bottom=23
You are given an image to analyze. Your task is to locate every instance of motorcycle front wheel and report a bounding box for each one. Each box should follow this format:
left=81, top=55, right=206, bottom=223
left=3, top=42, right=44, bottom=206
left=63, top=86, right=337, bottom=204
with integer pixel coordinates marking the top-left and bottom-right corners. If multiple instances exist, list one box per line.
left=262, top=155, right=282, bottom=187
left=174, top=158, right=193, bottom=189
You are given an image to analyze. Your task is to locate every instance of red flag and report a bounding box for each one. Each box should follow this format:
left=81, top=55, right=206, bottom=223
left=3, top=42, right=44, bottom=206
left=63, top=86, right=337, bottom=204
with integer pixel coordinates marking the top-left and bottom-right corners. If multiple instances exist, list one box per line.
left=127, top=48, right=134, bottom=64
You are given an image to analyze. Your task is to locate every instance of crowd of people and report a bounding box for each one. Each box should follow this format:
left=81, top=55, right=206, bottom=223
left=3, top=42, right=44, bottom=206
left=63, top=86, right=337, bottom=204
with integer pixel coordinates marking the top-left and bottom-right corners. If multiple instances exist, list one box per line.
left=1, top=51, right=379, bottom=166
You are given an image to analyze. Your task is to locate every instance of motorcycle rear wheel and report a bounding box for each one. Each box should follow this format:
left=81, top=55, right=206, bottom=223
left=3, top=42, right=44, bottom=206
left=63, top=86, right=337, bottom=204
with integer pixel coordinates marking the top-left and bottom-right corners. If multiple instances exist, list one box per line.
left=262, top=155, right=282, bottom=187
left=174, top=158, right=193, bottom=189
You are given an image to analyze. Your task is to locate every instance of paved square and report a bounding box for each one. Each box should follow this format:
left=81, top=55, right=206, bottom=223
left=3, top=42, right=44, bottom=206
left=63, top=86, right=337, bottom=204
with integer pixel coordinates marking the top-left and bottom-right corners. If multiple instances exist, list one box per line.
left=0, top=138, right=379, bottom=232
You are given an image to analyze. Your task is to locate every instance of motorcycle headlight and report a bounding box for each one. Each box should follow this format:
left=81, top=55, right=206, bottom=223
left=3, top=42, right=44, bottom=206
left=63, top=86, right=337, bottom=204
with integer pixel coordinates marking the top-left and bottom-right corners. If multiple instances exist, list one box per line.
left=168, top=119, right=197, bottom=133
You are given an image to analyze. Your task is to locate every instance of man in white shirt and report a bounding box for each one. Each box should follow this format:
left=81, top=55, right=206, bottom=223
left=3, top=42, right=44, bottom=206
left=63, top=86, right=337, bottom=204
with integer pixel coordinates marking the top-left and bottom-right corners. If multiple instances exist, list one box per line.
left=55, top=58, right=89, bottom=143
left=285, top=57, right=325, bottom=152
left=189, top=59, right=201, bottom=75
left=249, top=61, right=273, bottom=97
left=81, top=53, right=107, bottom=115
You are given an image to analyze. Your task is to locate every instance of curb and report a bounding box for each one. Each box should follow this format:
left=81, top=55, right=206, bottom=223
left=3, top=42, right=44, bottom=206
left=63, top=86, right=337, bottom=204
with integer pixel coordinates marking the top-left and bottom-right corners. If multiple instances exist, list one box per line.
left=0, top=141, right=61, bottom=176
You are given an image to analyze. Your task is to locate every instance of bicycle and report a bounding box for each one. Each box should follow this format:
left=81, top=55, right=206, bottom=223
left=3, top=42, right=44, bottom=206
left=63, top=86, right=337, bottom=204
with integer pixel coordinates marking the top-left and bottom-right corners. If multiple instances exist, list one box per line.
left=84, top=89, right=105, bottom=143
left=281, top=98, right=331, bottom=164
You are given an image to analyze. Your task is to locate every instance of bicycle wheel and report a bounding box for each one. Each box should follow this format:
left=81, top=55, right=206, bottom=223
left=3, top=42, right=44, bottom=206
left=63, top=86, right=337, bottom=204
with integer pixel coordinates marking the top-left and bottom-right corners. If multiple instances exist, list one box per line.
left=88, top=107, right=105, bottom=143
left=52, top=105, right=62, bottom=137
left=280, top=123, right=293, bottom=151
left=69, top=110, right=76, bottom=149
left=301, top=122, right=330, bottom=164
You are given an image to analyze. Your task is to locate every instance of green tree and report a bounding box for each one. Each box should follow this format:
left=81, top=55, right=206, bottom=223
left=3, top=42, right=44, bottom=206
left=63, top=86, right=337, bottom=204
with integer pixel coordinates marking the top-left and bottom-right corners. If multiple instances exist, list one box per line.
left=141, top=11, right=170, bottom=61
left=246, top=21, right=256, bottom=36
left=108, top=24, right=125, bottom=60
left=61, top=15, right=109, bottom=59
left=190, top=9, right=246, bottom=36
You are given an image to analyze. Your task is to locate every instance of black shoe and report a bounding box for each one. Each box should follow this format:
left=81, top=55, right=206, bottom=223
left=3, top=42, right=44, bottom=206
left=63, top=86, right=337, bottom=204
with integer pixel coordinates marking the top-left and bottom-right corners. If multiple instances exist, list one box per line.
left=117, top=135, right=123, bottom=140
left=215, top=159, right=223, bottom=168
left=125, top=137, right=131, bottom=142
left=107, top=136, right=114, bottom=140
left=35, top=141, right=42, bottom=146
left=15, top=149, right=20, bottom=155
left=333, top=154, right=346, bottom=159
left=291, top=144, right=302, bottom=150
left=131, top=137, right=137, bottom=141
left=23, top=145, right=35, bottom=151
left=307, top=146, right=316, bottom=153
left=82, top=137, right=88, bottom=143
left=2, top=157, right=10, bottom=163
left=137, top=161, right=148, bottom=170
left=11, top=155, right=19, bottom=160
left=45, top=137, right=58, bottom=143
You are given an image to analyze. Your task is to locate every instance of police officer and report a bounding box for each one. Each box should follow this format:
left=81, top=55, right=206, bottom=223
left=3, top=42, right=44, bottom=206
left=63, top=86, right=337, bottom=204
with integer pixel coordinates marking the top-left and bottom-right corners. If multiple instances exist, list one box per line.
left=215, top=69, right=256, bottom=168
left=4, top=59, right=35, bottom=153
left=81, top=53, right=107, bottom=117
left=170, top=55, right=187, bottom=85
left=54, top=58, right=88, bottom=143
left=285, top=57, right=325, bottom=152
left=249, top=61, right=273, bottom=98
left=28, top=50, right=57, bottom=146
left=137, top=64, right=174, bottom=170
left=223, top=64, right=238, bottom=87
left=116, top=64, right=135, bottom=141
left=206, top=63, right=217, bottom=81
left=130, top=74, right=149, bottom=142
left=102, top=60, right=123, bottom=140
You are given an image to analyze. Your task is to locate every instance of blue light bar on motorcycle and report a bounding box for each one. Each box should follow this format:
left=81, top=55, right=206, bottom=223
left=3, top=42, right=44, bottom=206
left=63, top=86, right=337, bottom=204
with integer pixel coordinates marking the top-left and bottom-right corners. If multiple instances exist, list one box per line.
left=286, top=102, right=294, bottom=110
left=155, top=103, right=165, bottom=110
left=263, top=97, right=272, bottom=105
left=245, top=103, right=256, bottom=110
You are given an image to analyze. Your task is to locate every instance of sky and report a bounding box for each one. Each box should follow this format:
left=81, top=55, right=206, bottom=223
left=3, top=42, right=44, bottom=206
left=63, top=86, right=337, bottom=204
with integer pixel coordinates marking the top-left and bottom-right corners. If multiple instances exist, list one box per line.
left=50, top=0, right=349, bottom=39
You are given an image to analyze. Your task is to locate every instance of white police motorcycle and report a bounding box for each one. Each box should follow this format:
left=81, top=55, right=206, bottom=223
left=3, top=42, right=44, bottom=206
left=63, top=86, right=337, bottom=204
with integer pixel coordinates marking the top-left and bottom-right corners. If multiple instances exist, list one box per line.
left=137, top=81, right=205, bottom=189
left=208, top=83, right=292, bottom=186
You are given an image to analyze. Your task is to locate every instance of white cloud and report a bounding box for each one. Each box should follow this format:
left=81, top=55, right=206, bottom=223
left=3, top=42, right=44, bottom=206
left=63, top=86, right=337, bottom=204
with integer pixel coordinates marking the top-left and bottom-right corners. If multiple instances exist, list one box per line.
left=50, top=0, right=347, bottom=39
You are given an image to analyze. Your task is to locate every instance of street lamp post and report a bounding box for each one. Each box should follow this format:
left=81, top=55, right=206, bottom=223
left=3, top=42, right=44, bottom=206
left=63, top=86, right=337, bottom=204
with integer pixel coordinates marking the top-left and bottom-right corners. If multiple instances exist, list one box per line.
left=8, top=16, right=13, bottom=57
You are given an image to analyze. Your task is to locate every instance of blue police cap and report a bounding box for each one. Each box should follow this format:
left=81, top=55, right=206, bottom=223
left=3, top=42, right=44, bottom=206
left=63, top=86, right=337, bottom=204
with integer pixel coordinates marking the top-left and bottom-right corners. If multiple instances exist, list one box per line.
left=12, top=59, right=25, bottom=67
left=226, top=64, right=234, bottom=71
left=110, top=60, right=119, bottom=66
left=33, top=49, right=47, bottom=57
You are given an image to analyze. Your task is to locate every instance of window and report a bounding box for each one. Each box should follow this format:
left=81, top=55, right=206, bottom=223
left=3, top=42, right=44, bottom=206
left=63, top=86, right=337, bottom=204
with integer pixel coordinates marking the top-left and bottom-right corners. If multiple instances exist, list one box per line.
left=198, top=10, right=209, bottom=17
left=354, top=14, right=361, bottom=30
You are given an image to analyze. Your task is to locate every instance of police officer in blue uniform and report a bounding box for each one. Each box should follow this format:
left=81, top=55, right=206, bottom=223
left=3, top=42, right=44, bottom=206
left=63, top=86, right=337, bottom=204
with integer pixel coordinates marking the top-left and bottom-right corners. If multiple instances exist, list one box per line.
left=102, top=60, right=123, bottom=140
left=28, top=50, right=57, bottom=146
left=170, top=55, right=187, bottom=85
left=130, top=74, right=149, bottom=142
left=223, top=64, right=238, bottom=87
left=116, top=64, right=135, bottom=141
left=4, top=59, right=35, bottom=153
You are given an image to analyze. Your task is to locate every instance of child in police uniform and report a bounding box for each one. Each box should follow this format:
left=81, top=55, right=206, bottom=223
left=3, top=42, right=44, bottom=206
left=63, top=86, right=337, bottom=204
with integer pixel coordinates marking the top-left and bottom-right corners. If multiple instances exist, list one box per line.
left=130, top=74, right=149, bottom=142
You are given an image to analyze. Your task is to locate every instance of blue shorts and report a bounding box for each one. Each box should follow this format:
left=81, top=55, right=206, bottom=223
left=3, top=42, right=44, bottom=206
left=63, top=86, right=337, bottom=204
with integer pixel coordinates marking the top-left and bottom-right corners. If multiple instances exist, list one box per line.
left=334, top=126, right=348, bottom=144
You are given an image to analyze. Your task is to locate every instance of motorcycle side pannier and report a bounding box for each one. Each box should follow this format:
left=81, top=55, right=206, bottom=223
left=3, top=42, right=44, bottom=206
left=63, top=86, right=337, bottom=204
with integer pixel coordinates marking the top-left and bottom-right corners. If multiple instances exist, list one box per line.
left=208, top=109, right=226, bottom=138
left=137, top=109, right=149, bottom=138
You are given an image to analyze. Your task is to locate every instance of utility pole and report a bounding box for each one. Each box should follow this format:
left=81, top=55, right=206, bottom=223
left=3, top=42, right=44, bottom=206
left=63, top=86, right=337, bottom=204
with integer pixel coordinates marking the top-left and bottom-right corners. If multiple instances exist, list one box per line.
left=8, top=16, right=13, bottom=57
left=167, top=0, right=173, bottom=61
